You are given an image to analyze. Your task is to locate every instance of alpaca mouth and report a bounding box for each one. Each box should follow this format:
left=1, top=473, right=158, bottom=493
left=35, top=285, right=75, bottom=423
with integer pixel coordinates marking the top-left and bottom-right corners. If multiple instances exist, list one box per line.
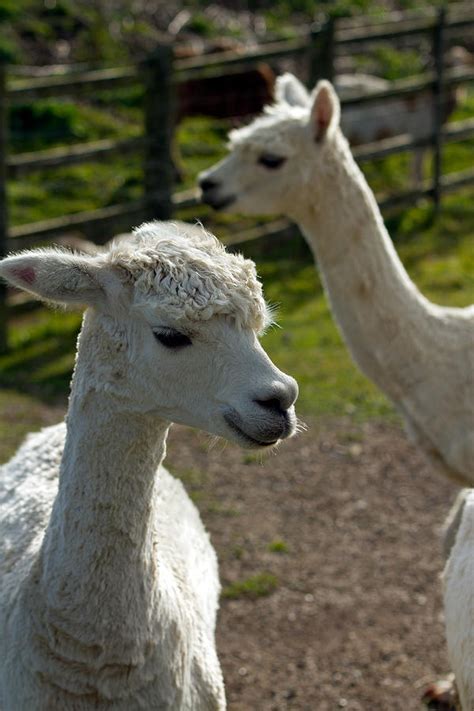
left=201, top=192, right=236, bottom=211
left=224, top=415, right=279, bottom=448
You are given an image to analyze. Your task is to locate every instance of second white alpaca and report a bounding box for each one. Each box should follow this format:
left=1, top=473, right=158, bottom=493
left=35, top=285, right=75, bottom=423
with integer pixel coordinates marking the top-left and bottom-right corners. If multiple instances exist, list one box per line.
left=199, top=75, right=473, bottom=709
left=199, top=74, right=473, bottom=489
left=0, top=221, right=298, bottom=710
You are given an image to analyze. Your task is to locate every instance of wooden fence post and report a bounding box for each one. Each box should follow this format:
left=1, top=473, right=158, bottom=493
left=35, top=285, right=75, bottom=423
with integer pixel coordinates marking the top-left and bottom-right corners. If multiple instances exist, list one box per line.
left=308, top=16, right=335, bottom=87
left=143, top=44, right=175, bottom=221
left=0, top=61, right=8, bottom=353
left=432, top=6, right=446, bottom=211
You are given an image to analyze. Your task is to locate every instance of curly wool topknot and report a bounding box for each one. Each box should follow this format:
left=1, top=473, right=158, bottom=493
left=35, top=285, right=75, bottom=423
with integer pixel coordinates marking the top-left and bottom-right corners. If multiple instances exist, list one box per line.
left=106, top=221, right=272, bottom=332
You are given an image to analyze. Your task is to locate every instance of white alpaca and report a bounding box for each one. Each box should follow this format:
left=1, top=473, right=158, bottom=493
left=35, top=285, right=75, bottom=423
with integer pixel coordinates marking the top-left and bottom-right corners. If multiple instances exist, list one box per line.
left=199, top=73, right=474, bottom=488
left=0, top=221, right=298, bottom=711
left=336, top=72, right=446, bottom=149
left=198, top=75, right=473, bottom=708
left=335, top=72, right=453, bottom=185
left=443, top=490, right=474, bottom=711
left=336, top=73, right=424, bottom=151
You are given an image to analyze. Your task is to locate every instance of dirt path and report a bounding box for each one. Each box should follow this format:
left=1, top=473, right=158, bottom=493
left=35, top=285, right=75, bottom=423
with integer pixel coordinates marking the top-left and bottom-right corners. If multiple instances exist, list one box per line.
left=2, top=410, right=459, bottom=710
left=165, top=418, right=459, bottom=711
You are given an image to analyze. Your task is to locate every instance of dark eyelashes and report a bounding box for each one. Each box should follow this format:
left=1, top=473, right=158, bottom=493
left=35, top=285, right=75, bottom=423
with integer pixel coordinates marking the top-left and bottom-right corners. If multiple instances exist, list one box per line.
left=258, top=154, right=287, bottom=169
left=153, top=329, right=192, bottom=349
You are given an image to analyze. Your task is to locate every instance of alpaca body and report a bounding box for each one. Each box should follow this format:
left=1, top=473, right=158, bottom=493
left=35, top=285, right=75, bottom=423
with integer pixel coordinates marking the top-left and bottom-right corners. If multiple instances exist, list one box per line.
left=0, top=222, right=298, bottom=710
left=443, top=490, right=474, bottom=711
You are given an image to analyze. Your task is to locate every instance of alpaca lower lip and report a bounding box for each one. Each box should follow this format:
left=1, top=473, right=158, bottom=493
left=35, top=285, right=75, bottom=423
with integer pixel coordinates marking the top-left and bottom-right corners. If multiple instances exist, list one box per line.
left=201, top=192, right=236, bottom=211
left=224, top=416, right=279, bottom=448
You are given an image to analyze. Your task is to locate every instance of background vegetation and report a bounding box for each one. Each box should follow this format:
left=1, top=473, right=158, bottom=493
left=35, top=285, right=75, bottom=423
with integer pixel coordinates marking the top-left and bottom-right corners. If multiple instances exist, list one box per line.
left=1, top=0, right=473, bottom=465
left=2, top=0, right=449, bottom=65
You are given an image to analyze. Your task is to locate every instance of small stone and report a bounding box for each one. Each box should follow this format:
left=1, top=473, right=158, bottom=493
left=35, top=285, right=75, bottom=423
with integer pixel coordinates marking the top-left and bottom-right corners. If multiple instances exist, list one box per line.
left=350, top=444, right=363, bottom=457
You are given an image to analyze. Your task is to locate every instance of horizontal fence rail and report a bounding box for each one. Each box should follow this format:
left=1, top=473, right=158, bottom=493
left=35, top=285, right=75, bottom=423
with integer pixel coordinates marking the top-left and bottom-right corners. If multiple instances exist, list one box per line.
left=336, top=14, right=474, bottom=45
left=341, top=67, right=474, bottom=107
left=7, top=137, right=146, bottom=177
left=8, top=198, right=149, bottom=249
left=7, top=66, right=139, bottom=102
left=1, top=2, right=474, bottom=351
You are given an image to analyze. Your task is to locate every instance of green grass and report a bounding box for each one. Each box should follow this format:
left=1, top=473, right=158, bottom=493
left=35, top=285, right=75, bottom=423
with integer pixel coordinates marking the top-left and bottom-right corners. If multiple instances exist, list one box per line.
left=0, top=308, right=81, bottom=400
left=221, top=572, right=279, bottom=600
left=267, top=539, right=289, bottom=554
left=9, top=97, right=143, bottom=227
left=0, top=389, right=60, bottom=463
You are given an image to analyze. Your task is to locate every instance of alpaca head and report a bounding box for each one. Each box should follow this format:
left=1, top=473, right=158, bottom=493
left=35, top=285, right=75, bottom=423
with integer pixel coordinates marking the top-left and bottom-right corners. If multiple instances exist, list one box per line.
left=0, top=222, right=298, bottom=448
left=199, top=74, right=342, bottom=220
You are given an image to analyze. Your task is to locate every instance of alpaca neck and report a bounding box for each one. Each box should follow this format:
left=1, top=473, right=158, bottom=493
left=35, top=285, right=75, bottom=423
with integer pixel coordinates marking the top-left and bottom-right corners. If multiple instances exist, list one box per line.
left=34, top=313, right=169, bottom=662
left=294, top=137, right=432, bottom=401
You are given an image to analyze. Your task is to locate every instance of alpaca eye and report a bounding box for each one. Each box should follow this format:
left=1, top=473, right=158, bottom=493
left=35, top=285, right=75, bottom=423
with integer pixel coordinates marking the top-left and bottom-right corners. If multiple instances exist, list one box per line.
left=258, top=154, right=286, bottom=169
left=153, top=329, right=192, bottom=349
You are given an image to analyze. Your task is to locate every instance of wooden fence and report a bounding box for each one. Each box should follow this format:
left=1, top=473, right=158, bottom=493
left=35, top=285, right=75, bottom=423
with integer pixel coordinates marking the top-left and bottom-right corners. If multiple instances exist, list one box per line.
left=1, top=4, right=474, bottom=351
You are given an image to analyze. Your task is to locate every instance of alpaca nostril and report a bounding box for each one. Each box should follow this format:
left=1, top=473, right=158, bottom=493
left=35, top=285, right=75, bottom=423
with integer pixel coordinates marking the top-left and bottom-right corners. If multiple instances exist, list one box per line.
left=254, top=378, right=298, bottom=414
left=200, top=178, right=219, bottom=192
left=255, top=397, right=285, bottom=415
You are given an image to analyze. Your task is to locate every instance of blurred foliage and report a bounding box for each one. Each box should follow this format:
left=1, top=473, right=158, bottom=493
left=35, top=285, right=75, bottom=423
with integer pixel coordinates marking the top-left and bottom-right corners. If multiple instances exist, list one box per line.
left=0, top=0, right=18, bottom=60
left=184, top=12, right=217, bottom=37
left=356, top=45, right=425, bottom=80
left=1, top=0, right=451, bottom=66
left=0, top=0, right=18, bottom=21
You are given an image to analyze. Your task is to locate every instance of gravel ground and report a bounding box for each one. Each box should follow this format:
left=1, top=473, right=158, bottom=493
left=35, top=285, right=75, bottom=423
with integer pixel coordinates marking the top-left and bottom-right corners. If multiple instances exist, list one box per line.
left=165, top=418, right=460, bottom=711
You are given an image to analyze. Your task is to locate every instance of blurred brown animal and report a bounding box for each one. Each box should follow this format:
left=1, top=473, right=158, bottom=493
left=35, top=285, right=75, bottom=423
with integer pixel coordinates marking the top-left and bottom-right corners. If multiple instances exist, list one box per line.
left=176, top=63, right=275, bottom=122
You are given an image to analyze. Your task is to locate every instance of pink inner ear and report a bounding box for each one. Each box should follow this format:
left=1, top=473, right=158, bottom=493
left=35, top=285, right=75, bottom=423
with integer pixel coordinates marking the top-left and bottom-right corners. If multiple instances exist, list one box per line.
left=315, top=106, right=330, bottom=141
left=317, top=96, right=332, bottom=127
left=318, top=115, right=330, bottom=130
left=313, top=89, right=333, bottom=142
left=12, top=266, right=36, bottom=285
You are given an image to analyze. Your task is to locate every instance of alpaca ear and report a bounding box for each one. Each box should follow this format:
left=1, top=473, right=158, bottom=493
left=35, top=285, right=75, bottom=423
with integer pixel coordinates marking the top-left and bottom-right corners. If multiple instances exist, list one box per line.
left=0, top=249, right=122, bottom=307
left=309, top=80, right=340, bottom=142
left=275, top=73, right=309, bottom=107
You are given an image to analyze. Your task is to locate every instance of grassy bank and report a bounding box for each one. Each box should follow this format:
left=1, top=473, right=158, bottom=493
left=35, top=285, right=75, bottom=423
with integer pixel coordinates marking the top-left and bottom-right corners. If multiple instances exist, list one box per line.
left=1, top=187, right=472, bottom=450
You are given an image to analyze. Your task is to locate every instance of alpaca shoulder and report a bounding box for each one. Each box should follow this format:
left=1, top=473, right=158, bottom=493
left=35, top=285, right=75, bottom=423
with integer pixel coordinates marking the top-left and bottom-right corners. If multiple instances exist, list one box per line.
left=154, top=466, right=220, bottom=631
left=0, top=424, right=64, bottom=572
